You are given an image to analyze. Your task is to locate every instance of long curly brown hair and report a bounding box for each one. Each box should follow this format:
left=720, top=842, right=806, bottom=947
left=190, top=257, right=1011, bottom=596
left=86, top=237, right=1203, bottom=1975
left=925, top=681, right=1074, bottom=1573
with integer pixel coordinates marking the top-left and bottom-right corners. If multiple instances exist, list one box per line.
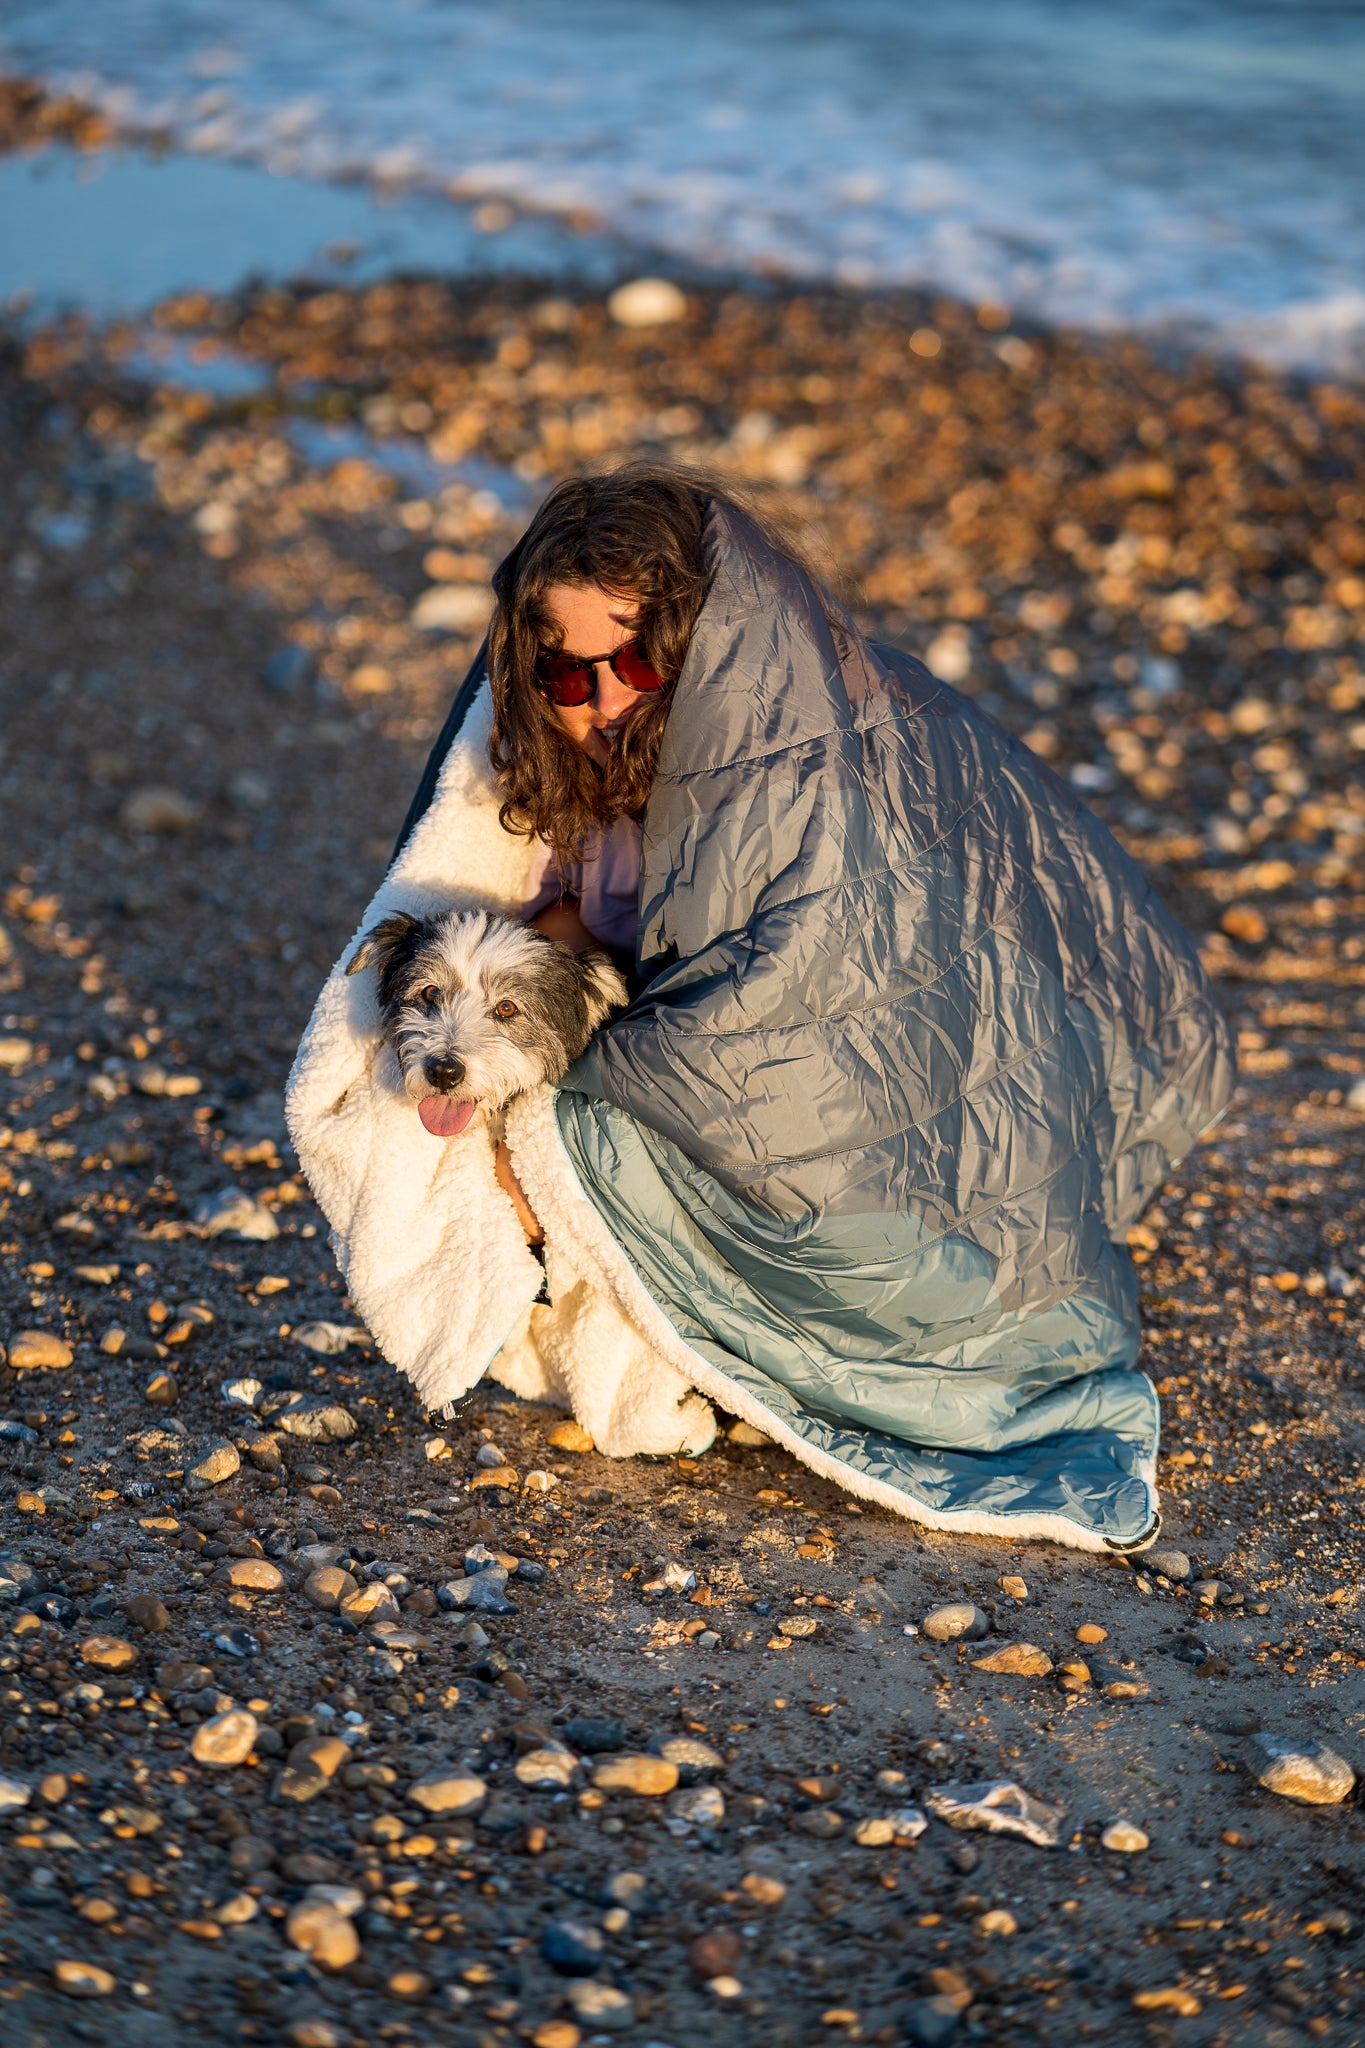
left=488, top=459, right=820, bottom=870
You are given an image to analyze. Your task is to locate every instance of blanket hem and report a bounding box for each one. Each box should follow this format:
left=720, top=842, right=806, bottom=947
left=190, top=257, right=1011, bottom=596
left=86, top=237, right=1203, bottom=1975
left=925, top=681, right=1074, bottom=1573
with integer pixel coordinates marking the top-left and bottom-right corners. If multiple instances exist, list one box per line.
left=507, top=1089, right=1159, bottom=1555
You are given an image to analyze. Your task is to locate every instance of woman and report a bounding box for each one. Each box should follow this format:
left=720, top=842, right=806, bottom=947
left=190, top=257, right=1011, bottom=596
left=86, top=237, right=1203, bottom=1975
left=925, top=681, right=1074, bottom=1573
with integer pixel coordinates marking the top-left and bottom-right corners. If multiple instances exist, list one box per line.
left=312, top=461, right=1234, bottom=1551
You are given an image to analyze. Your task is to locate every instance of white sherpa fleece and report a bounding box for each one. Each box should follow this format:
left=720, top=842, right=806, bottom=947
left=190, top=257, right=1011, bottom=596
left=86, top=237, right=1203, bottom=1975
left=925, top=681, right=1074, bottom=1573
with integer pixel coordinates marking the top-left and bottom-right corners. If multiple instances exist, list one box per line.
left=285, top=682, right=715, bottom=1456
left=286, top=679, right=1154, bottom=1549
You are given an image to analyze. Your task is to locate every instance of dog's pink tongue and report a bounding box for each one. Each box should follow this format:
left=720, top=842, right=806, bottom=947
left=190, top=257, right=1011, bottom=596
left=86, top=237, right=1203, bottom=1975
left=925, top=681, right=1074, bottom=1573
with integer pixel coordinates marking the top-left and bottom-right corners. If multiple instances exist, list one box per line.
left=418, top=1096, right=475, bottom=1138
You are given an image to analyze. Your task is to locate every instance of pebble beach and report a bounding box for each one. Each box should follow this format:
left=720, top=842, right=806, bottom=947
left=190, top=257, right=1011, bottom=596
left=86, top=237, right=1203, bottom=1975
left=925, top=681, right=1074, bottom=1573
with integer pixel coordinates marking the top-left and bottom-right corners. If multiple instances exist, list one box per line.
left=3, top=62, right=1365, bottom=2048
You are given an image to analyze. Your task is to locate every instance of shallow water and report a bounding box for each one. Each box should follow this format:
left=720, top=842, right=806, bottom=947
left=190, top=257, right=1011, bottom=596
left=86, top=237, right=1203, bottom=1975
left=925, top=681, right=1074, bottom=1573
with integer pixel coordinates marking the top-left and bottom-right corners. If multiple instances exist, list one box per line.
left=0, top=146, right=616, bottom=320
left=4, top=0, right=1364, bottom=369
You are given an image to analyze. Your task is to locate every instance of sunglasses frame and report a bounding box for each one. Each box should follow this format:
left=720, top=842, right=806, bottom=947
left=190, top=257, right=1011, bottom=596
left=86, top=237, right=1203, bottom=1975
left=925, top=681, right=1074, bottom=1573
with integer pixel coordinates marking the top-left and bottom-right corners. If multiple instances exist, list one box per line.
left=534, top=636, right=668, bottom=707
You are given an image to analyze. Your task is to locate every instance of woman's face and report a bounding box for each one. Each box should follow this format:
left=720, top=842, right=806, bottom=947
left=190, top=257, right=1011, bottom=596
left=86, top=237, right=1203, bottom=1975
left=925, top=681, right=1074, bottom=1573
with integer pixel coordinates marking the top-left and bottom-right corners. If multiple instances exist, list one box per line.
left=541, top=583, right=651, bottom=762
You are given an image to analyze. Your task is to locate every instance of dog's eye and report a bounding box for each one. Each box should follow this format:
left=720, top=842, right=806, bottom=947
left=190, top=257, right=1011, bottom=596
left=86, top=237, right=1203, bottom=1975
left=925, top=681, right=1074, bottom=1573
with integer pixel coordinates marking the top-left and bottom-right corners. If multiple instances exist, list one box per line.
left=493, top=999, right=519, bottom=1021
left=418, top=985, right=441, bottom=1007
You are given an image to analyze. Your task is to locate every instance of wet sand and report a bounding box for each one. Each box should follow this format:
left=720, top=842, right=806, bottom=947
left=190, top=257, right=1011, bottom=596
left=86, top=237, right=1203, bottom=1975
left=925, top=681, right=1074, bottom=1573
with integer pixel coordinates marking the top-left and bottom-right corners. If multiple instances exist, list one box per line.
left=3, top=94, right=1365, bottom=2048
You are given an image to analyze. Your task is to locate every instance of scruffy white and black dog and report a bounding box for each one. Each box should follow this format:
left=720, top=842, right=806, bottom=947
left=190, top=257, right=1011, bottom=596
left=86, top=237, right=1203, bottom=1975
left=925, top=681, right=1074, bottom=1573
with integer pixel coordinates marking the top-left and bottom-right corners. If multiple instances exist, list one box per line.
left=346, top=909, right=626, bottom=1138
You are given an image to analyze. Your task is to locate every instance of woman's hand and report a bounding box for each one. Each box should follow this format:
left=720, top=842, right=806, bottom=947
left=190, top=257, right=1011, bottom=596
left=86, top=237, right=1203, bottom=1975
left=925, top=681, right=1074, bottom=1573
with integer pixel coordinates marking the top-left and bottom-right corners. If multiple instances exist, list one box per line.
left=495, top=1139, right=543, bottom=1246
left=529, top=900, right=600, bottom=953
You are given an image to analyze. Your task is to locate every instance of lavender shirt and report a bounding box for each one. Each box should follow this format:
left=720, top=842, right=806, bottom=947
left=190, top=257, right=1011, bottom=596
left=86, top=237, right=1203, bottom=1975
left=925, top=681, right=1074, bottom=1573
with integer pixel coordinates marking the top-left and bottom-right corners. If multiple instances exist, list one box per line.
left=523, top=814, right=643, bottom=954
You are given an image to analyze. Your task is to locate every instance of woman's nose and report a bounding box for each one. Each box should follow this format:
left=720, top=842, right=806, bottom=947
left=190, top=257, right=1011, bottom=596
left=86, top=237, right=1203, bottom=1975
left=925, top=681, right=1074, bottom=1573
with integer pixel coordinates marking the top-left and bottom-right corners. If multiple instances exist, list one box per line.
left=592, top=663, right=643, bottom=720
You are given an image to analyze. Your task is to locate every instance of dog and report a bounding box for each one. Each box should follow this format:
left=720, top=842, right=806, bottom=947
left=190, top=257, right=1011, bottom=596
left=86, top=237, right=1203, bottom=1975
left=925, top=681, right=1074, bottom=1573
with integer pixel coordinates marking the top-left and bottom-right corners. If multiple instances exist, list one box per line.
left=346, top=908, right=626, bottom=1137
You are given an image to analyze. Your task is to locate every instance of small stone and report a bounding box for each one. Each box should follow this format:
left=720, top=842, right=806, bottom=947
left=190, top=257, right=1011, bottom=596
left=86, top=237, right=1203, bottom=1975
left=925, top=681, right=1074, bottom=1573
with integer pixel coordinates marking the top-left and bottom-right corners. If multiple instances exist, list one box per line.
left=121, top=786, right=200, bottom=833
left=1075, top=1622, right=1107, bottom=1644
left=1132, top=1988, right=1201, bottom=2017
left=7, top=1330, right=73, bottom=1371
left=853, top=1806, right=927, bottom=1847
left=998, top=1576, right=1028, bottom=1600
left=303, top=1565, right=356, bottom=1611
left=515, top=1745, right=578, bottom=1789
left=904, top=1995, right=964, bottom=2047
left=1193, top=1578, right=1228, bottom=1606
left=193, top=1187, right=279, bottom=1242
left=187, top=1440, right=240, bottom=1489
left=792, top=1808, right=844, bottom=1838
left=531, top=2025, right=581, bottom=2048
left=651, top=1734, right=725, bottom=1780
left=286, top=2025, right=341, bottom=2048
left=211, top=1623, right=261, bottom=1659
left=0, top=1775, right=32, bottom=1812
left=408, top=1767, right=487, bottom=1816
left=125, top=1594, right=170, bottom=1632
left=562, top=1717, right=626, bottom=1754
left=690, top=1927, right=742, bottom=1980
left=257, top=1389, right=357, bottom=1442
left=546, top=1419, right=593, bottom=1452
left=221, top=1377, right=262, bottom=1410
left=80, top=1635, right=137, bottom=1672
left=727, top=1421, right=774, bottom=1447
left=740, top=1871, right=786, bottom=1906
left=144, top=1371, right=179, bottom=1406
left=592, top=1755, right=678, bottom=1798
left=387, top=1969, right=433, bottom=2002
left=1146, top=1547, right=1190, bottom=1581
left=439, top=1571, right=514, bottom=1614
left=54, top=1960, right=116, bottom=1999
left=669, top=1784, right=725, bottom=1827
left=1057, top=1659, right=1091, bottom=1692
left=922, top=1603, right=988, bottom=1643
left=292, top=1320, right=369, bottom=1354
left=523, top=1468, right=559, bottom=1492
left=215, top=1891, right=260, bottom=1926
left=191, top=1708, right=259, bottom=1768
left=541, top=1920, right=605, bottom=1976
left=276, top=1735, right=350, bottom=1803
left=228, top=1835, right=275, bottom=1874
left=286, top=1899, right=359, bottom=1971
left=222, top=1557, right=285, bottom=1593
left=564, top=1981, right=633, bottom=2031
left=608, top=277, right=688, bottom=327
left=1090, top=1658, right=1151, bottom=1700
left=1101, top=1820, right=1150, bottom=1853
left=1247, top=1733, right=1356, bottom=1805
left=38, top=1774, right=68, bottom=1805
left=247, top=1437, right=281, bottom=1472
left=339, top=1582, right=401, bottom=1626
left=0, top=1036, right=33, bottom=1068
left=971, top=1642, right=1053, bottom=1676
left=927, top=1780, right=1063, bottom=1848
left=977, top=1909, right=1018, bottom=1936
left=469, top=1466, right=517, bottom=1491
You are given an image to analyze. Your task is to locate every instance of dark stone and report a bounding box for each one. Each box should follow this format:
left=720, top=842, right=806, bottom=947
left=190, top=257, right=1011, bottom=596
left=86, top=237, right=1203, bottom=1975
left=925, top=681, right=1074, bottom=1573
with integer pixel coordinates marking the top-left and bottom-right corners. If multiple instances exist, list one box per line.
left=540, top=1920, right=606, bottom=1976
left=263, top=645, right=314, bottom=696
left=904, top=1995, right=963, bottom=2047
left=562, top=1717, right=627, bottom=1755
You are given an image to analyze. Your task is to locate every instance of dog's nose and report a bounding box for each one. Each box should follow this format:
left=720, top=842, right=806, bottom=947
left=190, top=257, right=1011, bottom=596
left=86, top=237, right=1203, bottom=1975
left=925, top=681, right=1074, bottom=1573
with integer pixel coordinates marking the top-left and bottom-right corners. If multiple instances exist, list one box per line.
left=424, top=1056, right=466, bottom=1091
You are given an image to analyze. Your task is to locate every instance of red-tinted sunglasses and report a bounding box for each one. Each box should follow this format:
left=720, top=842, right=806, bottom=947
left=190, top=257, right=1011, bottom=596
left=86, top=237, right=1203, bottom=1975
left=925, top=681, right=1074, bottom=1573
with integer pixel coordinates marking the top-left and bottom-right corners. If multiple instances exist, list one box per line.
left=534, top=637, right=667, bottom=707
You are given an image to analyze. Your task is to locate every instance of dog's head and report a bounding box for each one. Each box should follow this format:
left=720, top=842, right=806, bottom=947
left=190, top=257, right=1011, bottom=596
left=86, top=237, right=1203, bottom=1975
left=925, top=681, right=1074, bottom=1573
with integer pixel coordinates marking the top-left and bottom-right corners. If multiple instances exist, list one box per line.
left=346, top=908, right=626, bottom=1137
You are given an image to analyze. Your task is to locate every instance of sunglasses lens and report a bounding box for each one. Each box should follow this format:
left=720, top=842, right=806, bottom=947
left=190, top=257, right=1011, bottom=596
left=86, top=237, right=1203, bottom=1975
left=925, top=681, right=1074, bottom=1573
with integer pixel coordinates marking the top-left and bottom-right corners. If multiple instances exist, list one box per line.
left=537, top=655, right=594, bottom=706
left=612, top=641, right=666, bottom=692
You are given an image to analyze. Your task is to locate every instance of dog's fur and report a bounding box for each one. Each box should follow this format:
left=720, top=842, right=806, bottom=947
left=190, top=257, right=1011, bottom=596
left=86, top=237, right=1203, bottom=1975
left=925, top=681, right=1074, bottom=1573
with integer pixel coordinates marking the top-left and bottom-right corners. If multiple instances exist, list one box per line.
left=346, top=908, right=626, bottom=1122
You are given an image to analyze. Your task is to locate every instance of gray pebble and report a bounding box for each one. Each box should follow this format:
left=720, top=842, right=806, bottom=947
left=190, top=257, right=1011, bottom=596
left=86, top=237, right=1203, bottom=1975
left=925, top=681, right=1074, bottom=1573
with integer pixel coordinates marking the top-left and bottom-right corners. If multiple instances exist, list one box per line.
left=921, top=1602, right=989, bottom=1643
left=1247, top=1733, right=1356, bottom=1805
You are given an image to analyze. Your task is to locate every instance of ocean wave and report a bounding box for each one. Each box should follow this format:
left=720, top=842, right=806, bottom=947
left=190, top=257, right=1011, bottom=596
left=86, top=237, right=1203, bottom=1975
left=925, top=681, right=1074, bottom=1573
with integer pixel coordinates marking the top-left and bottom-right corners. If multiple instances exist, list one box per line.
left=4, top=0, right=1363, bottom=373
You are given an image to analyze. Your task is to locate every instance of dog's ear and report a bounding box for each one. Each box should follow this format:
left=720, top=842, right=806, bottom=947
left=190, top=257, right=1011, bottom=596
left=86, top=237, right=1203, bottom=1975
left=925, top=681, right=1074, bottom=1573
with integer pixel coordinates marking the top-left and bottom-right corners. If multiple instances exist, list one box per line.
left=346, top=911, right=423, bottom=979
left=578, top=948, right=628, bottom=1030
